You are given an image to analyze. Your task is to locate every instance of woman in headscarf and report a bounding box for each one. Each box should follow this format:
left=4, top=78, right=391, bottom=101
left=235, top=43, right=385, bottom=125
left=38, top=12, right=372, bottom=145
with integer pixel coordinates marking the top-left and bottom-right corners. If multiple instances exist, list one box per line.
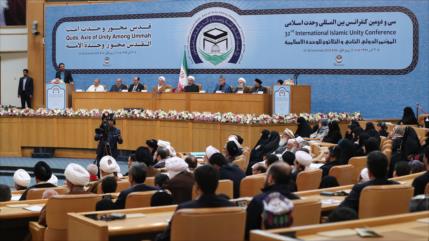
left=262, top=131, right=281, bottom=154
left=354, top=132, right=370, bottom=156
left=376, top=122, right=389, bottom=137
left=320, top=139, right=355, bottom=176
left=295, top=117, right=313, bottom=137
left=246, top=129, right=271, bottom=175
left=399, top=106, right=418, bottom=125
left=345, top=120, right=363, bottom=142
left=388, top=125, right=405, bottom=177
left=323, top=121, right=342, bottom=144
left=364, top=122, right=381, bottom=146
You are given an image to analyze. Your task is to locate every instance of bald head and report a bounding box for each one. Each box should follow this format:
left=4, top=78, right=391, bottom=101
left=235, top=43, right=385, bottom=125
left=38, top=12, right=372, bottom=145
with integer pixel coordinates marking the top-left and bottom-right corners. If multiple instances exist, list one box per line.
left=266, top=162, right=292, bottom=186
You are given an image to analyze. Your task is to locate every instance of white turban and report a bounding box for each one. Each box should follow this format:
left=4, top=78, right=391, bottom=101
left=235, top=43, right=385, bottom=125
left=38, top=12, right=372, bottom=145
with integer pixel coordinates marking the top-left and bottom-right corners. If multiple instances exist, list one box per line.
left=48, top=174, right=58, bottom=186
left=295, top=151, right=312, bottom=168
left=205, top=145, right=220, bottom=159
left=295, top=136, right=305, bottom=144
left=283, top=128, right=295, bottom=139
left=227, top=135, right=242, bottom=149
left=187, top=76, right=195, bottom=81
left=86, top=164, right=98, bottom=176
left=13, top=169, right=31, bottom=188
left=157, top=140, right=171, bottom=149
left=165, top=157, right=188, bottom=179
left=65, top=163, right=90, bottom=186
left=100, top=155, right=118, bottom=174
left=158, top=76, right=166, bottom=81
left=360, top=168, right=370, bottom=183
left=238, top=77, right=246, bottom=84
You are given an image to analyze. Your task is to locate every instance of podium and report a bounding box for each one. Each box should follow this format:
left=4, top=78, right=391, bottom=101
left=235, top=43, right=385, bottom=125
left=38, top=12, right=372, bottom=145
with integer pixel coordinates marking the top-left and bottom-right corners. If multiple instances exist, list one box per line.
left=273, top=85, right=311, bottom=115
left=46, top=83, right=72, bottom=110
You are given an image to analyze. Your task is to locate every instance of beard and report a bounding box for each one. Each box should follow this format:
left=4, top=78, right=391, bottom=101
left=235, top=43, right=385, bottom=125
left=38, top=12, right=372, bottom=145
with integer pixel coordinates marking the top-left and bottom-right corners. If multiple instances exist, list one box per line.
left=279, top=138, right=288, bottom=147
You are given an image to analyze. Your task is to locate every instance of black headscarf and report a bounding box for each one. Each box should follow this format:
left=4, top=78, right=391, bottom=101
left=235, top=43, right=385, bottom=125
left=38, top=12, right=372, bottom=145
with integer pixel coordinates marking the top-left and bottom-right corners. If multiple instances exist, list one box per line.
left=400, top=126, right=421, bottom=160
left=400, top=106, right=418, bottom=125
left=323, top=121, right=342, bottom=144
left=262, top=131, right=280, bottom=154
left=337, top=139, right=355, bottom=164
left=295, top=117, right=313, bottom=137
left=246, top=129, right=274, bottom=175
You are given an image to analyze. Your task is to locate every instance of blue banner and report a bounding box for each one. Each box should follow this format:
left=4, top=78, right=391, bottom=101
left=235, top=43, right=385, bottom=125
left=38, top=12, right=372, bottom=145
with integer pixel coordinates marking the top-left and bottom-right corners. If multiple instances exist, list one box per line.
left=50, top=2, right=417, bottom=75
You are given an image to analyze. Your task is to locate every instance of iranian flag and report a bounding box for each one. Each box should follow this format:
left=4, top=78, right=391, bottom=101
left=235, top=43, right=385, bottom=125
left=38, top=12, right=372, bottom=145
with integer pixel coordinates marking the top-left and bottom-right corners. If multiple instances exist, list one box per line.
left=177, top=50, right=188, bottom=92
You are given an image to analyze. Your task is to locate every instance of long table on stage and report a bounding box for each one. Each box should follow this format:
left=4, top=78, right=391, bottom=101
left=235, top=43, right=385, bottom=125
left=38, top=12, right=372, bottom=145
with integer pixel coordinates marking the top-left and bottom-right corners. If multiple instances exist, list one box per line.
left=72, top=92, right=272, bottom=115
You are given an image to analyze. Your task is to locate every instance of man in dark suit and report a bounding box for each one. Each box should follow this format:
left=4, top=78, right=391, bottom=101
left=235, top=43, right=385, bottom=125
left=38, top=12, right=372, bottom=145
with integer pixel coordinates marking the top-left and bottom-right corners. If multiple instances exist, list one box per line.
left=128, top=76, right=145, bottom=92
left=110, top=78, right=127, bottom=92
left=20, top=161, right=56, bottom=200
left=250, top=78, right=268, bottom=93
left=114, top=163, right=158, bottom=209
left=183, top=76, right=199, bottom=93
left=338, top=151, right=399, bottom=212
left=209, top=153, right=245, bottom=198
left=18, top=69, right=33, bottom=108
left=156, top=165, right=233, bottom=241
left=213, top=75, right=232, bottom=93
left=55, top=63, right=73, bottom=84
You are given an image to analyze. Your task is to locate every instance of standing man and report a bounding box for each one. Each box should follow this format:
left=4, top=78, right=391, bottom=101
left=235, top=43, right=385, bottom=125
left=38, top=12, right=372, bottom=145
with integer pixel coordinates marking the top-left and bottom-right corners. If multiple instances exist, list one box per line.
left=55, top=63, right=74, bottom=84
left=18, top=69, right=33, bottom=108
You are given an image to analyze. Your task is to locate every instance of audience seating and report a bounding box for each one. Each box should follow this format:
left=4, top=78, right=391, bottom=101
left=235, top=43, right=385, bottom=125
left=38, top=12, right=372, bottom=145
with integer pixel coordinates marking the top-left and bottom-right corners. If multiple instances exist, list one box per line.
left=26, top=187, right=69, bottom=200
left=359, top=184, right=414, bottom=218
left=117, top=180, right=131, bottom=192
left=240, top=174, right=265, bottom=197
left=144, top=176, right=155, bottom=186
left=170, top=207, right=246, bottom=241
left=296, top=169, right=322, bottom=191
left=291, top=198, right=321, bottom=226
left=193, top=179, right=234, bottom=199
left=328, top=164, right=355, bottom=185
left=348, top=156, right=367, bottom=183
left=425, top=183, right=429, bottom=195
left=29, top=194, right=100, bottom=241
left=125, top=190, right=158, bottom=209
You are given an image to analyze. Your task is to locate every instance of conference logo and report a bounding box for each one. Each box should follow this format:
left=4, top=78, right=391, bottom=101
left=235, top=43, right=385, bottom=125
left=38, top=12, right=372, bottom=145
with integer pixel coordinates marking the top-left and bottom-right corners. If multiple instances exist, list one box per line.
left=335, top=55, right=343, bottom=64
left=188, top=11, right=244, bottom=66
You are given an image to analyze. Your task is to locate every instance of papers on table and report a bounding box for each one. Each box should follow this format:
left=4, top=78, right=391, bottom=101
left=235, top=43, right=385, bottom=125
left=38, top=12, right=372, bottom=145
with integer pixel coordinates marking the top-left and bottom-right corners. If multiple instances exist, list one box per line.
left=126, top=213, right=146, bottom=219
left=24, top=205, right=44, bottom=212
left=11, top=195, right=22, bottom=201
left=321, top=199, right=342, bottom=205
left=6, top=204, right=30, bottom=208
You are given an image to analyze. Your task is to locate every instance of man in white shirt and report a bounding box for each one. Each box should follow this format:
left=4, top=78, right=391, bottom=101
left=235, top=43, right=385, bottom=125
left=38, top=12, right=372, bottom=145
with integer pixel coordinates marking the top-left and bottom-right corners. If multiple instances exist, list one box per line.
left=87, top=79, right=105, bottom=92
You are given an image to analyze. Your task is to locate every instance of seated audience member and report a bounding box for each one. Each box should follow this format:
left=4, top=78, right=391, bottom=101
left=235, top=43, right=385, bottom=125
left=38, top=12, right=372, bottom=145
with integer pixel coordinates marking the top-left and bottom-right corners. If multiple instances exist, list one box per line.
left=209, top=153, right=245, bottom=198
left=412, top=147, right=429, bottom=195
left=310, top=119, right=329, bottom=140
left=86, top=78, right=105, bottom=92
left=399, top=106, right=418, bottom=125
left=376, top=122, right=389, bottom=137
left=151, top=173, right=174, bottom=207
left=88, top=155, right=120, bottom=193
left=153, top=76, right=172, bottom=93
left=39, top=163, right=90, bottom=226
left=247, top=129, right=270, bottom=174
left=390, top=126, right=421, bottom=177
left=265, top=154, right=280, bottom=168
left=0, top=184, right=11, bottom=202
left=20, top=161, right=56, bottom=200
left=319, top=176, right=340, bottom=188
left=157, top=139, right=177, bottom=157
left=245, top=163, right=299, bottom=238
left=164, top=157, right=194, bottom=204
left=184, top=155, right=198, bottom=171
left=295, top=117, right=313, bottom=138
left=146, top=139, right=158, bottom=158
left=328, top=207, right=358, bottom=223
left=115, top=163, right=158, bottom=209
left=252, top=162, right=267, bottom=175
left=322, top=120, right=342, bottom=144
left=225, top=138, right=244, bottom=163
left=364, top=137, right=380, bottom=155
left=274, top=128, right=295, bottom=154
left=13, top=169, right=31, bottom=191
left=213, top=75, right=232, bottom=93
left=183, top=76, right=199, bottom=92
left=320, top=146, right=342, bottom=177
left=276, top=79, right=284, bottom=86
left=134, top=146, right=158, bottom=177
left=291, top=150, right=313, bottom=181
left=409, top=160, right=425, bottom=174
left=128, top=76, right=145, bottom=92
left=354, top=132, right=370, bottom=156
left=339, top=151, right=399, bottom=212
left=153, top=147, right=170, bottom=168
left=393, top=161, right=411, bottom=177
left=250, top=78, right=268, bottom=93
left=345, top=120, right=364, bottom=142
left=205, top=145, right=220, bottom=162
left=156, top=165, right=233, bottom=241
left=38, top=189, right=59, bottom=226
left=87, top=164, right=98, bottom=182
left=95, top=176, right=117, bottom=211
left=281, top=151, right=295, bottom=166
left=110, top=78, right=127, bottom=92
left=234, top=77, right=250, bottom=93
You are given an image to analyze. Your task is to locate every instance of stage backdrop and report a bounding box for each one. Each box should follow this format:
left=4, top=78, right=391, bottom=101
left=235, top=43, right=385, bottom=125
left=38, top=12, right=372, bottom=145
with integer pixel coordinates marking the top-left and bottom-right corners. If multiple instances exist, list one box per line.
left=45, top=0, right=429, bottom=119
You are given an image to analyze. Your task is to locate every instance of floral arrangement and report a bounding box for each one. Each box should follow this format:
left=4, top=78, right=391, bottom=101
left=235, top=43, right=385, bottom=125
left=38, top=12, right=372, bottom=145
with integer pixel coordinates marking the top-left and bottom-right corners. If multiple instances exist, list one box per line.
left=0, top=106, right=362, bottom=125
